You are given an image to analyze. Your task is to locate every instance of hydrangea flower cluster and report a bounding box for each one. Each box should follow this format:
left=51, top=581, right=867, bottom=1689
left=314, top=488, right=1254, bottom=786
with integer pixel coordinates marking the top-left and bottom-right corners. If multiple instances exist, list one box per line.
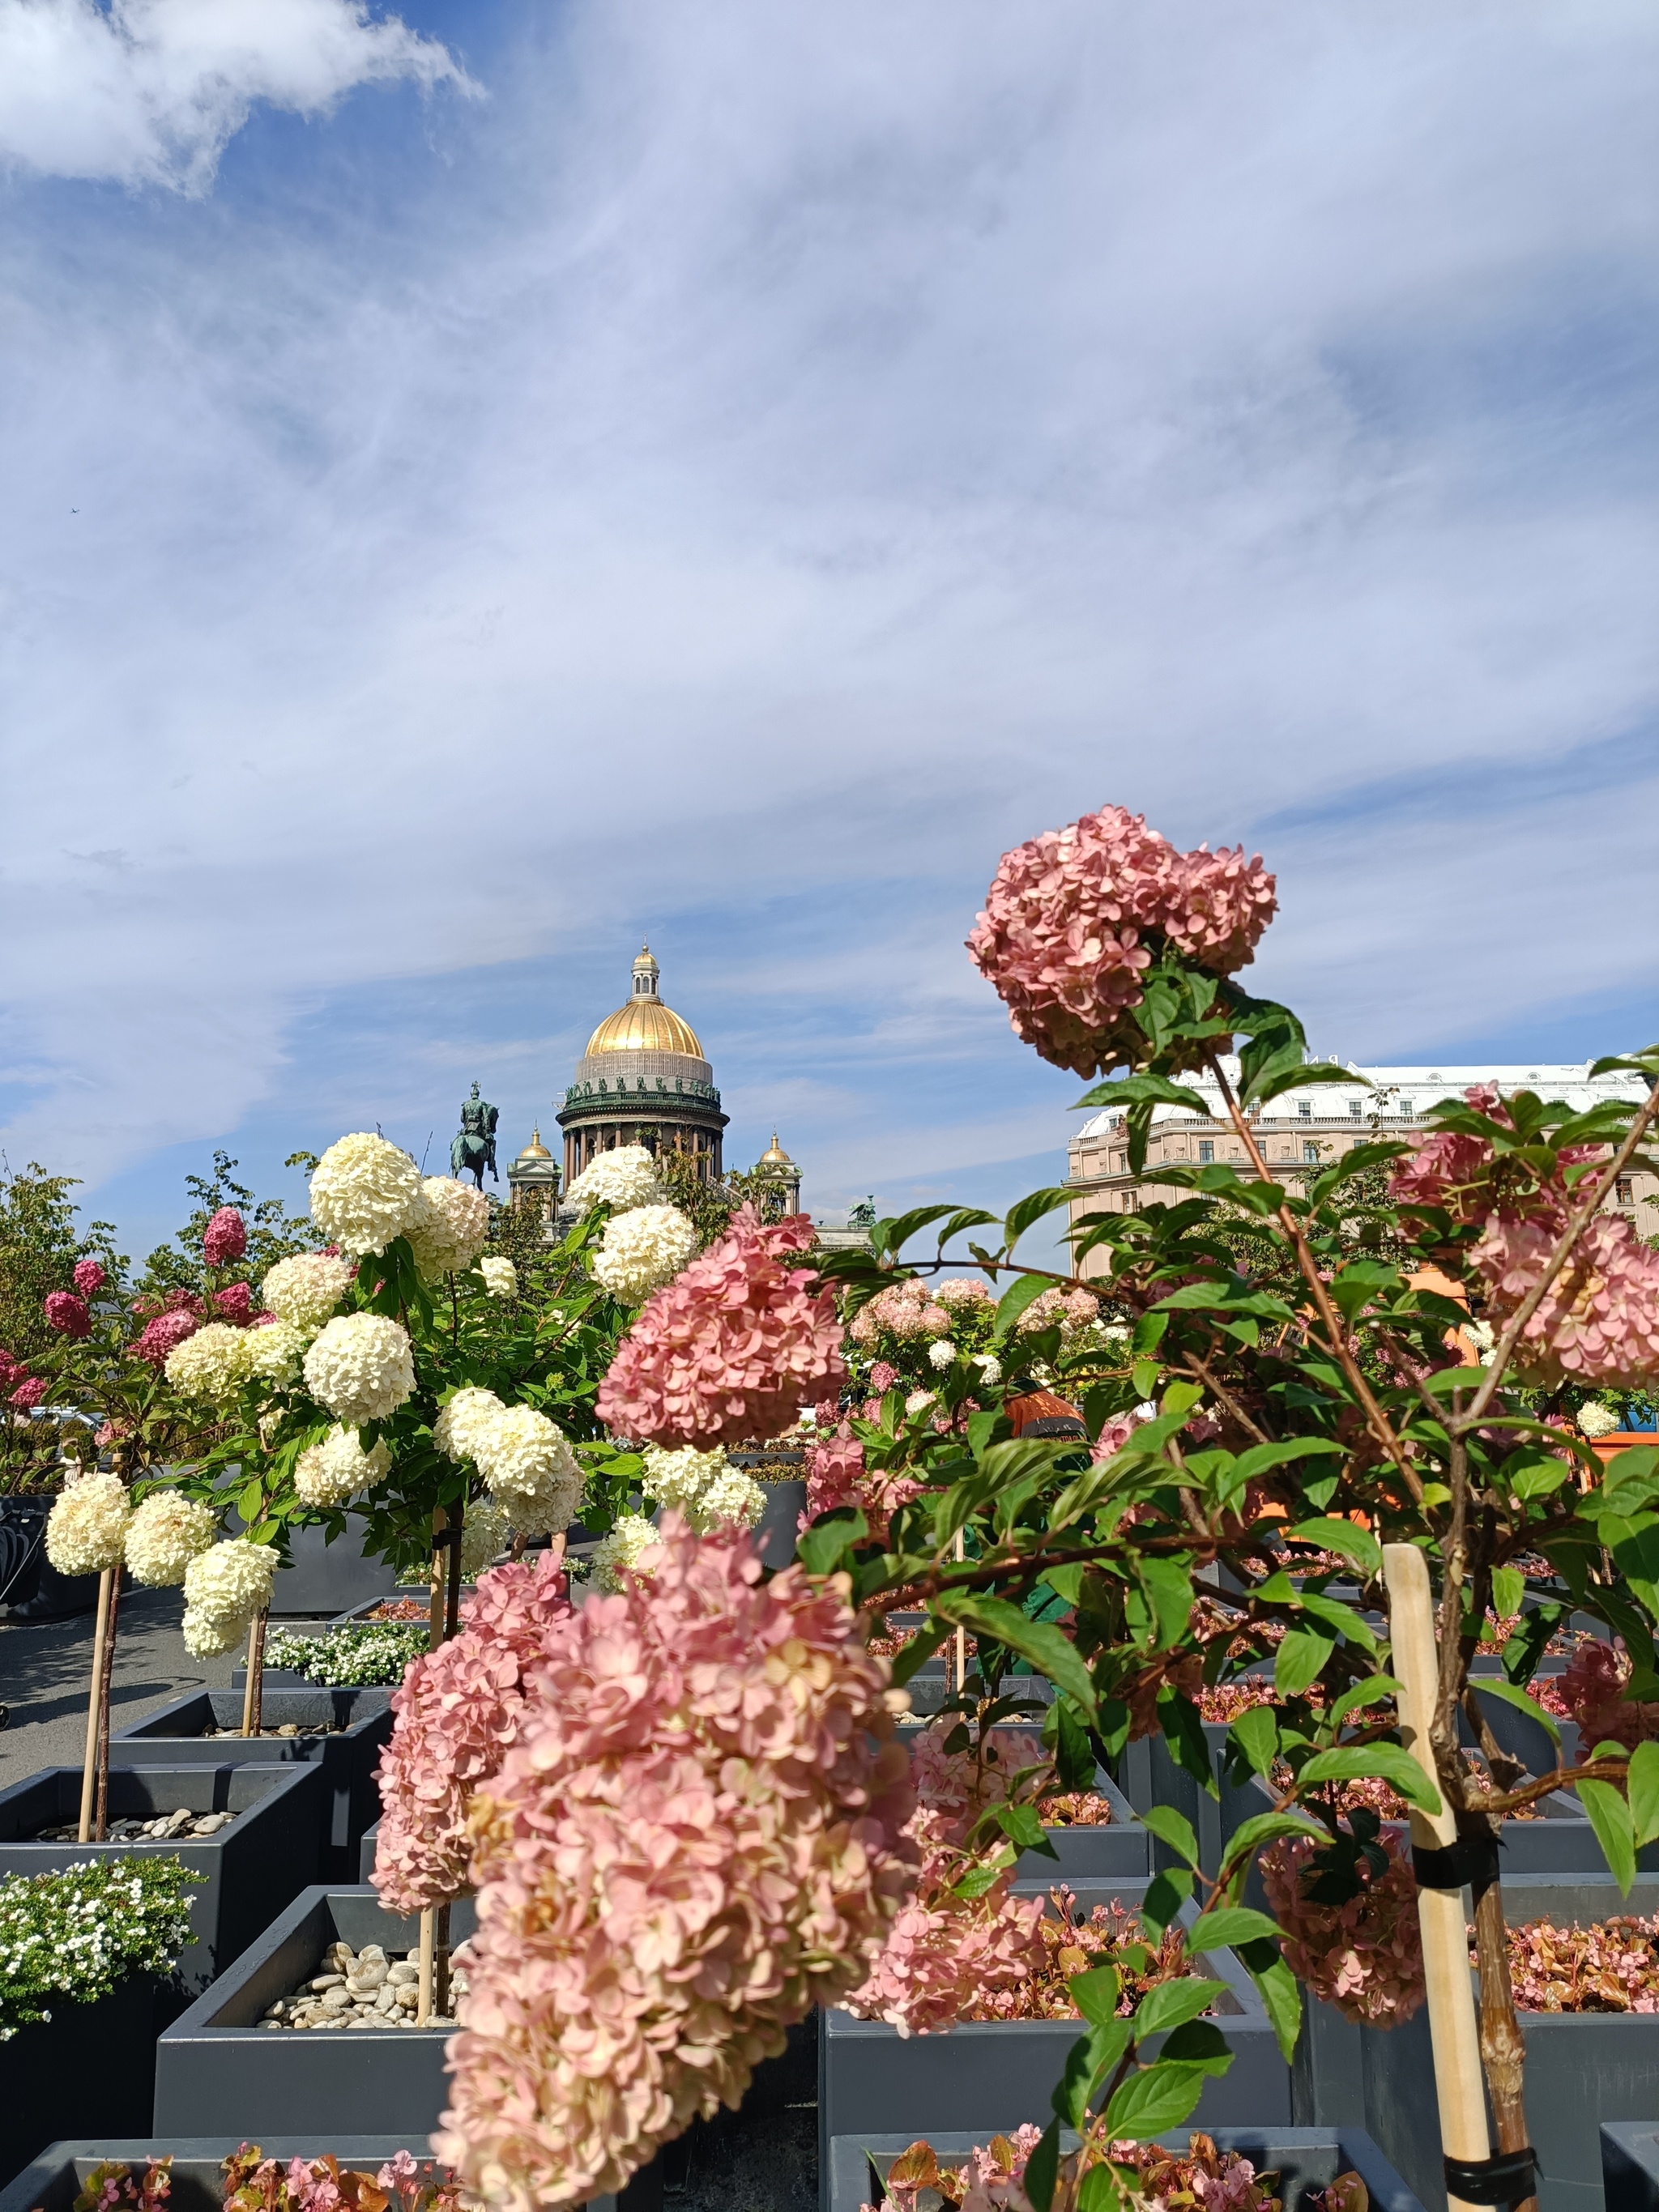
left=1015, top=1285, right=1100, bottom=1338
left=245, top=1317, right=310, bottom=1383
left=564, top=1144, right=663, bottom=1213
left=309, top=1133, right=426, bottom=1257
left=592, top=1204, right=699, bottom=1302
left=302, top=1313, right=416, bottom=1425
left=640, top=1443, right=765, bottom=1532
left=474, top=1405, right=583, bottom=1535
left=73, top=1259, right=106, bottom=1298
left=803, top=1427, right=923, bottom=1547
left=843, top=1723, right=1047, bottom=2037
left=437, top=1519, right=915, bottom=2209
left=966, top=803, right=1277, bottom=1076
left=865, top=2128, right=1045, bottom=2212
left=124, top=1490, right=216, bottom=1587
left=596, top=1206, right=846, bottom=1448
left=433, top=1386, right=506, bottom=1464
left=1260, top=1827, right=1426, bottom=2026
left=458, top=1500, right=510, bottom=1579
left=586, top=1512, right=662, bottom=1592
left=181, top=1540, right=279, bottom=1659
left=1389, top=1089, right=1659, bottom=1387
left=1555, top=1638, right=1659, bottom=1753
left=127, top=1308, right=200, bottom=1367
left=261, top=1251, right=357, bottom=1329
left=202, top=1208, right=247, bottom=1267
left=45, top=1290, right=93, bottom=1339
left=407, top=1177, right=492, bottom=1280
left=45, top=1470, right=131, bottom=1575
left=295, top=1426, right=391, bottom=1508
left=164, top=1321, right=256, bottom=1400
left=372, top=1552, right=574, bottom=1913
left=480, top=1256, right=518, bottom=1299
left=849, top=1279, right=953, bottom=1346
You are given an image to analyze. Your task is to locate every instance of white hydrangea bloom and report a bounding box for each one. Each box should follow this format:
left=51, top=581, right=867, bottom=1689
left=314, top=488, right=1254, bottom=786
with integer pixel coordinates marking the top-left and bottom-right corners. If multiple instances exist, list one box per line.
left=182, top=1540, right=279, bottom=1649
left=480, top=1255, right=518, bottom=1299
left=245, top=1319, right=310, bottom=1384
left=1579, top=1401, right=1622, bottom=1439
left=588, top=1511, right=663, bottom=1594
left=45, top=1470, right=130, bottom=1575
left=564, top=1145, right=662, bottom=1213
left=475, top=1404, right=582, bottom=1535
left=125, top=1490, right=215, bottom=1587
left=295, top=1426, right=391, bottom=1507
left=407, top=1176, right=492, bottom=1279
left=302, top=1313, right=415, bottom=1425
left=165, top=1322, right=256, bottom=1400
left=458, top=1499, right=510, bottom=1578
left=433, top=1386, right=505, bottom=1464
left=309, top=1133, right=426, bottom=1257
left=972, top=1353, right=1003, bottom=1387
left=591, top=1204, right=697, bottom=1302
left=927, top=1339, right=956, bottom=1372
left=261, top=1251, right=356, bottom=1328
left=906, top=1390, right=936, bottom=1416
left=640, top=1443, right=765, bottom=1533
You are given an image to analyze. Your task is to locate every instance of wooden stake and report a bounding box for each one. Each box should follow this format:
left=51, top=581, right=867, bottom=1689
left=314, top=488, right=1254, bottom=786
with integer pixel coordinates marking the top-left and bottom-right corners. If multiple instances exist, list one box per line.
left=78, top=1566, right=114, bottom=1845
left=241, top=1609, right=268, bottom=1737
left=429, top=1505, right=447, bottom=1650
left=93, top=1568, right=122, bottom=1842
left=416, top=1503, right=455, bottom=2025
left=416, top=1902, right=437, bottom=2027
left=1383, top=1543, right=1492, bottom=2212
left=953, top=1530, right=968, bottom=1691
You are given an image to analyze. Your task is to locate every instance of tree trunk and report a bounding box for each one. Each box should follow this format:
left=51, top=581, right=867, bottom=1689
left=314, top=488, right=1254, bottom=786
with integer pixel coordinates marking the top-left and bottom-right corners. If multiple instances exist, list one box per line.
left=93, top=1569, right=122, bottom=1841
left=241, top=1609, right=267, bottom=1737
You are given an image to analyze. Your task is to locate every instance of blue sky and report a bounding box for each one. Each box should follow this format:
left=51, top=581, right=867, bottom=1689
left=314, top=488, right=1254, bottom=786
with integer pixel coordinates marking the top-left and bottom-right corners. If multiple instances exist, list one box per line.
left=2, top=0, right=1656, bottom=1268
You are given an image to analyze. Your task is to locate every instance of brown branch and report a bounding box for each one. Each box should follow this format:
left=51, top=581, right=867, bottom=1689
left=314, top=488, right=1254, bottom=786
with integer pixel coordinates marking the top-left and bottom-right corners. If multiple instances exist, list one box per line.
left=1475, top=1753, right=1629, bottom=1817
left=1452, top=1068, right=1659, bottom=1432
left=1179, top=1349, right=1274, bottom=1446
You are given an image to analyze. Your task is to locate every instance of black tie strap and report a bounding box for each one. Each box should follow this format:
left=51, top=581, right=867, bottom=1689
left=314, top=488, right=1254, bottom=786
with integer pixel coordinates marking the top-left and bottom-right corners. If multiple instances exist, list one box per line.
left=1412, top=1830, right=1502, bottom=1902
left=1442, top=2147, right=1538, bottom=2207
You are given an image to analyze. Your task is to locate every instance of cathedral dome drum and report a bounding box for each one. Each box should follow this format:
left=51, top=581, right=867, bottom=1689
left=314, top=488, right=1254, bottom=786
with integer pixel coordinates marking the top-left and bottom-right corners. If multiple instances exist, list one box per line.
left=556, top=947, right=728, bottom=1185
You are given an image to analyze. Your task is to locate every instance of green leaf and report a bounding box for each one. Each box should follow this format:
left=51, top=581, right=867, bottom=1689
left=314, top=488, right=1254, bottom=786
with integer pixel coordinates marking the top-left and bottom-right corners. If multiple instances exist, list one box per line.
left=1230, top=1438, right=1345, bottom=1488
left=1238, top=1941, right=1303, bottom=2061
left=1004, top=1188, right=1081, bottom=1247
left=1218, top=1809, right=1326, bottom=1881
left=795, top=1509, right=867, bottom=1577
left=1188, top=1906, right=1282, bottom=1951
left=1155, top=2018, right=1235, bottom=2078
left=1022, top=2120, right=1060, bottom=2212
left=1297, top=1745, right=1442, bottom=1815
left=1328, top=1674, right=1403, bottom=1728
left=1286, top=1518, right=1381, bottom=1578
left=1252, top=1058, right=1357, bottom=1109
left=1491, top=1566, right=1525, bottom=1622
left=1137, top=1866, right=1194, bottom=1939
left=879, top=1206, right=963, bottom=1255
left=1630, top=1741, right=1659, bottom=1850
left=1603, top=1448, right=1659, bottom=1518
left=1073, top=1073, right=1211, bottom=1115
left=949, top=1849, right=1017, bottom=1899
left=992, top=1801, right=1056, bottom=1856
left=1133, top=1554, right=1196, bottom=1651
left=1469, top=1676, right=1560, bottom=1745
left=888, top=1625, right=947, bottom=1686
left=1274, top=1627, right=1336, bottom=1698
left=1579, top=1770, right=1636, bottom=1895
left=1099, top=2061, right=1210, bottom=2142
left=932, top=1592, right=1098, bottom=1718
left=1139, top=1805, right=1199, bottom=1868
left=1068, top=1963, right=1124, bottom=2028
left=1156, top=1687, right=1218, bottom=1796
left=1228, top=1705, right=1279, bottom=1779
left=992, top=1272, right=1054, bottom=1340
left=1133, top=1978, right=1226, bottom=2038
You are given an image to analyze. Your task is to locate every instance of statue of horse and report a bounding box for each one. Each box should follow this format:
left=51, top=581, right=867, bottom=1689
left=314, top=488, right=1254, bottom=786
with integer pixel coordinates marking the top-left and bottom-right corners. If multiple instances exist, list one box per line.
left=451, top=1083, right=499, bottom=1190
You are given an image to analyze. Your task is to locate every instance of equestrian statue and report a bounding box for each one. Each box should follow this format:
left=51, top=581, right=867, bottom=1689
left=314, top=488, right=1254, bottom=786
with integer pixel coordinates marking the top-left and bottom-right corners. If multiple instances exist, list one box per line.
left=451, top=1082, right=499, bottom=1190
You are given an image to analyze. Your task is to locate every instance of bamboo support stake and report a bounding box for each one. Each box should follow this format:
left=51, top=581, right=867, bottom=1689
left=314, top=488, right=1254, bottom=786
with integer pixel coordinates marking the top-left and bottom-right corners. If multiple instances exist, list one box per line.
left=416, top=1905, right=437, bottom=2027
left=1384, top=1543, right=1491, bottom=2212
left=93, top=1568, right=122, bottom=1842
left=241, top=1609, right=268, bottom=1737
left=77, top=1566, right=115, bottom=1844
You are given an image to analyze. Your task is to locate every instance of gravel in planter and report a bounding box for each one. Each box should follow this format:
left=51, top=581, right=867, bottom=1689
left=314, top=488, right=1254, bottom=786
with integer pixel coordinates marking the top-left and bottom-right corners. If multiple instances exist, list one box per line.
left=817, top=1886, right=1289, bottom=2149
left=1360, top=1874, right=1659, bottom=2212
left=111, top=1690, right=392, bottom=1882
left=154, top=1886, right=481, bottom=2137
left=0, top=2142, right=661, bottom=2212
left=257, top=1932, right=464, bottom=2031
left=0, top=1762, right=322, bottom=1993
left=33, top=1809, right=235, bottom=1842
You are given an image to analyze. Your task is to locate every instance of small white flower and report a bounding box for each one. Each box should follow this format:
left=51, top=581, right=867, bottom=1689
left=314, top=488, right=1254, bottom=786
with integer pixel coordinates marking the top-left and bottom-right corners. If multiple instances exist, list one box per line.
left=1578, top=1401, right=1621, bottom=1440
left=927, top=1339, right=956, bottom=1372
left=905, top=1390, right=936, bottom=1416
left=588, top=1512, right=662, bottom=1593
left=309, top=1132, right=426, bottom=1257
left=971, top=1353, right=1002, bottom=1387
left=591, top=1204, right=698, bottom=1302
left=181, top=1539, right=279, bottom=1652
left=295, top=1426, right=390, bottom=1508
left=480, top=1255, right=518, bottom=1299
left=245, top=1319, right=310, bottom=1384
left=565, top=1145, right=662, bottom=1213
left=475, top=1404, right=583, bottom=1536
left=125, top=1490, right=215, bottom=1588
left=458, top=1499, right=510, bottom=1578
left=641, top=1443, right=765, bottom=1533
left=302, top=1313, right=415, bottom=1425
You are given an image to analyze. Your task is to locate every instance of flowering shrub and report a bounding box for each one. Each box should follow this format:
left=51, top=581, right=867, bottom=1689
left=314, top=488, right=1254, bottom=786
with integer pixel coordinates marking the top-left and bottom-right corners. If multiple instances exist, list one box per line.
left=480, top=1256, right=517, bottom=1299
left=437, top=1519, right=915, bottom=2209
left=164, top=1321, right=256, bottom=1400
left=1554, top=1638, right=1659, bottom=1753
left=294, top=1426, right=390, bottom=1508
left=45, top=1469, right=131, bottom=1574
left=45, top=1290, right=93, bottom=1339
left=591, top=1204, right=699, bottom=1302
left=406, top=1177, right=493, bottom=1281
left=308, top=1132, right=426, bottom=1257
left=868, top=2130, right=1285, bottom=2212
left=222, top=2146, right=461, bottom=2212
left=125, top=1489, right=215, bottom=1587
left=586, top=1511, right=660, bottom=1592
left=127, top=1308, right=199, bottom=1367
left=265, top=1621, right=429, bottom=1687
left=181, top=1540, right=279, bottom=1658
left=372, top=1552, right=574, bottom=1913
left=0, top=1857, right=195, bottom=2038
left=73, top=1259, right=106, bottom=1299
left=245, top=1318, right=309, bottom=1383
left=202, top=1208, right=248, bottom=1268
left=302, top=1313, right=416, bottom=1425
left=433, top=1385, right=505, bottom=1464
left=474, top=1404, right=582, bottom=1534
left=1502, top=1914, right=1659, bottom=2013
left=596, top=1205, right=846, bottom=1448
left=1260, top=1828, right=1426, bottom=2027
left=260, top=1251, right=356, bottom=1329
left=564, top=1145, right=662, bottom=1213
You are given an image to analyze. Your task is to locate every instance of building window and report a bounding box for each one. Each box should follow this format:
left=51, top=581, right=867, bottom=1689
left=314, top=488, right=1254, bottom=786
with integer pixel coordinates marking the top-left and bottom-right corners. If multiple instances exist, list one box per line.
left=1617, top=1176, right=1635, bottom=1204
left=1348, top=1099, right=1363, bottom=1119
left=1122, top=1192, right=1138, bottom=1213
left=1304, top=1140, right=1320, bottom=1162
left=1298, top=1100, right=1311, bottom=1119
left=1199, top=1140, right=1214, bottom=1164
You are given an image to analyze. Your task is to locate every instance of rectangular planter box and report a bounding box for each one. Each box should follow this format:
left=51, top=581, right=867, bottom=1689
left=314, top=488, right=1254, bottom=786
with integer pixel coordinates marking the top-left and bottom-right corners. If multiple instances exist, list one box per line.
left=0, top=1975, right=157, bottom=2194
left=1008, top=1768, right=1149, bottom=1885
left=0, top=1762, right=322, bottom=1993
left=0, top=2142, right=659, bottom=2212
left=111, top=1690, right=392, bottom=1881
left=156, top=1886, right=482, bottom=2139
left=828, top=2126, right=1425, bottom=2212
left=818, top=1892, right=1289, bottom=2155
left=1605, top=2123, right=1659, bottom=2210
left=1360, top=1874, right=1659, bottom=2212
left=360, top=1818, right=382, bottom=1884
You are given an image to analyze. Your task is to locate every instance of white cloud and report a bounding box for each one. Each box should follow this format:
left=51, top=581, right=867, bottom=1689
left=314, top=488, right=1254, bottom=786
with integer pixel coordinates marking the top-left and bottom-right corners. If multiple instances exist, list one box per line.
left=0, top=0, right=469, bottom=191
left=1, top=0, right=1656, bottom=1211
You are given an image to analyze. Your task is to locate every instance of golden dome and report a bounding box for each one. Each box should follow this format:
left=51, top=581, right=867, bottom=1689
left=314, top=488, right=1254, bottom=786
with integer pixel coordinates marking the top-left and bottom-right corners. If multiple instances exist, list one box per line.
left=759, top=1130, right=794, bottom=1166
left=517, top=1126, right=552, bottom=1161
left=584, top=999, right=706, bottom=1056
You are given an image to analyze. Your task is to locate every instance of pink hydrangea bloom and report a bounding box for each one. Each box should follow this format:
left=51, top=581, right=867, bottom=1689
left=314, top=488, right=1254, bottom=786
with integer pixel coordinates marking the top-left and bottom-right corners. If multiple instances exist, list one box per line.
left=868, top=1360, right=900, bottom=1393
left=437, top=1518, right=915, bottom=2210
left=1471, top=1213, right=1659, bottom=1387
left=936, top=1279, right=993, bottom=1313
left=45, top=1291, right=93, bottom=1339
left=73, top=1259, right=106, bottom=1298
left=9, top=1375, right=46, bottom=1409
left=372, top=1551, right=574, bottom=1913
left=595, top=1206, right=847, bottom=1448
left=802, top=1427, right=923, bottom=1546
left=203, top=1207, right=248, bottom=1266
left=128, top=1310, right=199, bottom=1366
left=211, top=1281, right=254, bottom=1324
left=1260, top=1828, right=1425, bottom=2026
left=966, top=805, right=1275, bottom=1076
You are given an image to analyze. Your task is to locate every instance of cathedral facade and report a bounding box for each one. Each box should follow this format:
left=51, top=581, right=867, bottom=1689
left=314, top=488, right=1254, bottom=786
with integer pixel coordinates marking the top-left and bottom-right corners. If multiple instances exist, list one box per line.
left=553, top=947, right=730, bottom=1186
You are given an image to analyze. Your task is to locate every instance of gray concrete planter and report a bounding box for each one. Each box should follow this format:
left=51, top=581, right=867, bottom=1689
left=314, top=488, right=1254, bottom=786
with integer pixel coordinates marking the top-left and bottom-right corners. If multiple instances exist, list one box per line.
left=1605, top=2123, right=1659, bottom=2210
left=0, top=1975, right=156, bottom=2193
left=818, top=1891, right=1289, bottom=2149
left=359, top=1818, right=381, bottom=1884
left=156, top=1887, right=478, bottom=2140
left=0, top=2142, right=659, bottom=2212
left=828, top=2126, right=1424, bottom=2212
left=110, top=1689, right=392, bottom=1881
left=0, top=1762, right=322, bottom=1993
left=267, top=1517, right=396, bottom=1617
left=0, top=1496, right=100, bottom=1621
left=1008, top=1769, right=1150, bottom=1886
left=1359, top=1874, right=1659, bottom=2212
left=753, top=1478, right=808, bottom=1571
